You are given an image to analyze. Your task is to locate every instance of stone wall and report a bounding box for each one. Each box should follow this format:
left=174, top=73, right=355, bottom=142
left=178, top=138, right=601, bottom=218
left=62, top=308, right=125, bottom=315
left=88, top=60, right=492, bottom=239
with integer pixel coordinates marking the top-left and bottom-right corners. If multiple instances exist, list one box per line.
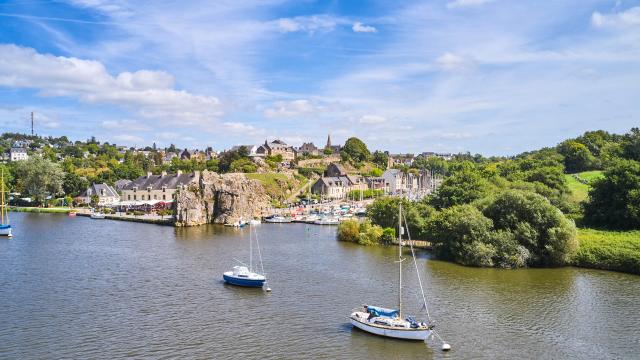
left=174, top=171, right=271, bottom=226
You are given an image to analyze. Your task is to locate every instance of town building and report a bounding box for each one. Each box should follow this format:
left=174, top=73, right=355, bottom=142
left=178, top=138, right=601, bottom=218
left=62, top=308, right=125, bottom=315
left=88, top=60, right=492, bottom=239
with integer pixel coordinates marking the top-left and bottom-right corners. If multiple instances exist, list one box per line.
left=298, top=142, right=319, bottom=156
left=256, top=139, right=296, bottom=161
left=387, top=153, right=415, bottom=168
left=9, top=148, right=28, bottom=161
left=77, top=183, right=120, bottom=206
left=417, top=152, right=454, bottom=161
left=120, top=171, right=199, bottom=202
left=382, top=169, right=441, bottom=198
left=324, top=134, right=342, bottom=154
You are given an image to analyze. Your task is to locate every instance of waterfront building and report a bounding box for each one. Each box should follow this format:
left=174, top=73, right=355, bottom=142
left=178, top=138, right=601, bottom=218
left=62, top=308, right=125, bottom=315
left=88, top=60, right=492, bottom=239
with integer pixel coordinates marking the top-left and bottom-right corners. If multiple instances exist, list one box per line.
left=382, top=169, right=441, bottom=197
left=77, top=183, right=120, bottom=206
left=120, top=171, right=199, bottom=202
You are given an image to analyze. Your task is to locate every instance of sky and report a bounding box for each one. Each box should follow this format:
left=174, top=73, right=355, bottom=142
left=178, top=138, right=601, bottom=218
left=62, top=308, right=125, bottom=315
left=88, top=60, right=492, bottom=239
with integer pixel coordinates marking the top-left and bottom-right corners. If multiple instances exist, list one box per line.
left=0, top=0, right=639, bottom=155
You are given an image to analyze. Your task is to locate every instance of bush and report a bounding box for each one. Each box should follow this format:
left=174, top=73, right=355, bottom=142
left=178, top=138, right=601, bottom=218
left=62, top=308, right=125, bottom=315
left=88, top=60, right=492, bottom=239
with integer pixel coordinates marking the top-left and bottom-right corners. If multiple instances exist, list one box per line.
left=337, top=219, right=385, bottom=246
left=573, top=229, right=640, bottom=274
left=481, top=190, right=577, bottom=266
left=583, top=159, right=640, bottom=230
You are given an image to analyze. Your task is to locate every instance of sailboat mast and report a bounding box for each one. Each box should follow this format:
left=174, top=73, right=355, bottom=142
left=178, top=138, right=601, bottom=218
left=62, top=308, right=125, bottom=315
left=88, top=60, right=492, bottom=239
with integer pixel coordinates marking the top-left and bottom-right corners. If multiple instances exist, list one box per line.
left=249, top=225, right=253, bottom=272
left=398, top=202, right=402, bottom=318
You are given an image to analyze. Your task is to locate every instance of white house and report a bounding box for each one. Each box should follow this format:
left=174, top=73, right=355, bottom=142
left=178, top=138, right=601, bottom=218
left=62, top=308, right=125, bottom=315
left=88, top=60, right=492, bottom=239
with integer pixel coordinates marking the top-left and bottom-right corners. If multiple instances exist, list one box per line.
left=78, top=183, right=120, bottom=206
left=9, top=148, right=28, bottom=161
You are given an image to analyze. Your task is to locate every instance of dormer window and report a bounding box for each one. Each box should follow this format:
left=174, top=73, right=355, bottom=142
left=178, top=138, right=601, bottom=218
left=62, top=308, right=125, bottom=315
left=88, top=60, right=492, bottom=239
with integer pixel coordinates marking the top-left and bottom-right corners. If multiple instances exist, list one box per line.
left=162, top=186, right=166, bottom=192
left=147, top=186, right=152, bottom=192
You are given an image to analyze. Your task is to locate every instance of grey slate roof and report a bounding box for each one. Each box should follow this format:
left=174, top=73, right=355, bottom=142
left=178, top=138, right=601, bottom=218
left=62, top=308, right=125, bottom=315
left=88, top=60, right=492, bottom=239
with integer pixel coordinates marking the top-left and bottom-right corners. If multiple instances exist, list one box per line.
left=122, top=173, right=198, bottom=191
left=81, top=183, right=119, bottom=198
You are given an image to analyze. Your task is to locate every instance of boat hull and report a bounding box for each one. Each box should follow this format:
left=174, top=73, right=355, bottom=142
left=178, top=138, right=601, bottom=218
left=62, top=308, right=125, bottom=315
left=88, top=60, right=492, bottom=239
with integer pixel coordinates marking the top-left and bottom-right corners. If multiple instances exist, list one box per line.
left=223, top=274, right=266, bottom=287
left=350, top=315, right=432, bottom=341
left=0, top=224, right=11, bottom=237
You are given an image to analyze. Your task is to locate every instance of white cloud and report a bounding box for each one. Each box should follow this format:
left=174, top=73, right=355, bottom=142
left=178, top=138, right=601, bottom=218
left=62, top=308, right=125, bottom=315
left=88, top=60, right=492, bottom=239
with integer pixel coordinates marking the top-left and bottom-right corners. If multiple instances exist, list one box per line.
left=101, top=119, right=150, bottom=131
left=0, top=44, right=222, bottom=125
left=113, top=134, right=144, bottom=143
left=359, top=115, right=387, bottom=124
left=436, top=52, right=469, bottom=71
left=352, top=22, right=377, bottom=33
left=275, top=15, right=343, bottom=34
left=592, top=7, right=640, bottom=28
left=447, top=0, right=494, bottom=9
left=263, top=99, right=319, bottom=118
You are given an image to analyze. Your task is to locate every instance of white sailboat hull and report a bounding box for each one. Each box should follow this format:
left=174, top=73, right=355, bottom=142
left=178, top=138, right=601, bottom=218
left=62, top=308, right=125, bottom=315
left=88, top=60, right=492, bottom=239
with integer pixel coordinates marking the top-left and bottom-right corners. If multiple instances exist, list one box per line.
left=0, top=226, right=11, bottom=237
left=350, top=313, right=432, bottom=341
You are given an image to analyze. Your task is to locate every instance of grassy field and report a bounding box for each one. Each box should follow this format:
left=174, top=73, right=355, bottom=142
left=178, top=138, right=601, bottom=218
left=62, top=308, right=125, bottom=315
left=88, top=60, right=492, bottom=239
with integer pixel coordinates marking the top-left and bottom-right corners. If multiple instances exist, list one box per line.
left=565, top=170, right=604, bottom=204
left=574, top=228, right=640, bottom=275
left=575, top=170, right=604, bottom=183
left=246, top=173, right=304, bottom=201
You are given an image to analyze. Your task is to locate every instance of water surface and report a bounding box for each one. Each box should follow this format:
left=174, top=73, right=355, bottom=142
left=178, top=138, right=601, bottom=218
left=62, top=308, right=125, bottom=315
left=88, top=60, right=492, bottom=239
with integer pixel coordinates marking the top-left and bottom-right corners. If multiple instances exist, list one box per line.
left=1, top=213, right=638, bottom=359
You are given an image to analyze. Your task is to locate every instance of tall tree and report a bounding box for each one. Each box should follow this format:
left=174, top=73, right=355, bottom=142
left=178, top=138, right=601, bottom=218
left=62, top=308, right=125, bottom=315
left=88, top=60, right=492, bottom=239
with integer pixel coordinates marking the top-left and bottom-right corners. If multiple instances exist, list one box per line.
left=13, top=157, right=65, bottom=203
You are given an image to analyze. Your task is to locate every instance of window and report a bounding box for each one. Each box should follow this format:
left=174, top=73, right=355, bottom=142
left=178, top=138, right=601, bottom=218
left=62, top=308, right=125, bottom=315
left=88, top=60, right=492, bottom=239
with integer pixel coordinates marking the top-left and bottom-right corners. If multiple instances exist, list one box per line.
left=163, top=195, right=166, bottom=200
left=134, top=195, right=137, bottom=200
left=128, top=195, right=131, bottom=200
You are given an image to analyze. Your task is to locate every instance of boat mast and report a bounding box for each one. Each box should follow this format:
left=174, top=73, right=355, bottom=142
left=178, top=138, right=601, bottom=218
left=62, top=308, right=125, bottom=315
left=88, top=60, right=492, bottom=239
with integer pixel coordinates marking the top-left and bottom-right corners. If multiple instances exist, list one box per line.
left=1, top=169, right=4, bottom=224
left=249, top=223, right=253, bottom=272
left=398, top=202, right=403, bottom=318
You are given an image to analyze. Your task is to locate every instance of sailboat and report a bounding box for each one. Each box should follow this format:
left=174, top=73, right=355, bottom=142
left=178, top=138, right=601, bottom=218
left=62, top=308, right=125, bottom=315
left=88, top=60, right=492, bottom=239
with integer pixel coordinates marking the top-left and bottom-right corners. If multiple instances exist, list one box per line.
left=223, top=225, right=269, bottom=289
left=1, top=169, right=12, bottom=237
left=349, top=204, right=437, bottom=342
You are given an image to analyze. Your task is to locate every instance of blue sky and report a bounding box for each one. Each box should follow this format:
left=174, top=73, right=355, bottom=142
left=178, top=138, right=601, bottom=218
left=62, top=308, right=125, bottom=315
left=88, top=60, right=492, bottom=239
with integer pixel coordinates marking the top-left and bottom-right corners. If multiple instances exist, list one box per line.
left=0, top=0, right=639, bottom=155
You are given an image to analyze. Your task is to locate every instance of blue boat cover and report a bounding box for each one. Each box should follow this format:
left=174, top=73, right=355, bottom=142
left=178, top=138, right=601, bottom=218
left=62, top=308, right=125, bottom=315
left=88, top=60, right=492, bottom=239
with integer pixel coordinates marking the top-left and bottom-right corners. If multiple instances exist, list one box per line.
left=0, top=224, right=10, bottom=229
left=367, top=305, right=399, bottom=318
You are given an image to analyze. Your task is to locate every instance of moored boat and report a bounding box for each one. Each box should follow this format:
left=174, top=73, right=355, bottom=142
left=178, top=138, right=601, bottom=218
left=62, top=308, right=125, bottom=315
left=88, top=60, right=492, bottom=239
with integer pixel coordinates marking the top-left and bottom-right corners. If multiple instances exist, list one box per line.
left=90, top=213, right=106, bottom=219
left=349, top=204, right=448, bottom=349
left=313, top=217, right=339, bottom=225
left=264, top=215, right=291, bottom=223
left=223, top=225, right=270, bottom=290
left=1, top=169, right=12, bottom=237
left=223, top=266, right=266, bottom=287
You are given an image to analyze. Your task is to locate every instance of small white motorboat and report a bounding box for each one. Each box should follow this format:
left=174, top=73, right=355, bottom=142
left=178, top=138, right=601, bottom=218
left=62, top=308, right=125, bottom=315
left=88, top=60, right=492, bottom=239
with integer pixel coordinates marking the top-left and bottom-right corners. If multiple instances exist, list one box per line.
left=314, top=217, right=339, bottom=225
left=248, top=219, right=261, bottom=225
left=264, top=215, right=291, bottom=223
left=90, top=213, right=106, bottom=219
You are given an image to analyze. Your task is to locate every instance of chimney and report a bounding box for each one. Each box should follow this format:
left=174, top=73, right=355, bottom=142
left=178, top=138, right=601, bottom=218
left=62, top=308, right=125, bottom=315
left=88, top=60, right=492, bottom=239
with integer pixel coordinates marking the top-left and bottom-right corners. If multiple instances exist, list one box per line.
left=177, top=170, right=182, bottom=176
left=161, top=171, right=167, bottom=177
left=147, top=171, right=152, bottom=178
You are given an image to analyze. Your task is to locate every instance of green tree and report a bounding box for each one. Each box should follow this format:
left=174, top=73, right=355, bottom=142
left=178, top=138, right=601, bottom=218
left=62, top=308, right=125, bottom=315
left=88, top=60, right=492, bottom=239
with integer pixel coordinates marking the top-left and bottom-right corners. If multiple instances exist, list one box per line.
left=13, top=157, right=65, bottom=203
left=230, top=158, right=257, bottom=173
left=425, top=205, right=494, bottom=265
left=557, top=140, right=595, bottom=173
left=622, top=127, right=640, bottom=161
left=481, top=190, right=577, bottom=266
left=341, top=137, right=371, bottom=163
left=583, top=159, right=640, bottom=229
left=371, top=151, right=388, bottom=169
left=62, top=172, right=89, bottom=197
left=430, top=169, right=489, bottom=209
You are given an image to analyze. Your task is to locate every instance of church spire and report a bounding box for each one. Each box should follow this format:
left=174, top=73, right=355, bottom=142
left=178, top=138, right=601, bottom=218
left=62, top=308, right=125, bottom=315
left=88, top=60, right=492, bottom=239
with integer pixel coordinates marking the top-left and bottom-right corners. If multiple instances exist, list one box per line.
left=326, top=134, right=332, bottom=149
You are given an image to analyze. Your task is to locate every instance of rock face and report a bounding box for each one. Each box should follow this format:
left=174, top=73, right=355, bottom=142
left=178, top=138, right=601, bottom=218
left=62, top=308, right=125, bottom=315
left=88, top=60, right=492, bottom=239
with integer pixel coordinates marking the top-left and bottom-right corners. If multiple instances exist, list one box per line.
left=174, top=171, right=271, bottom=226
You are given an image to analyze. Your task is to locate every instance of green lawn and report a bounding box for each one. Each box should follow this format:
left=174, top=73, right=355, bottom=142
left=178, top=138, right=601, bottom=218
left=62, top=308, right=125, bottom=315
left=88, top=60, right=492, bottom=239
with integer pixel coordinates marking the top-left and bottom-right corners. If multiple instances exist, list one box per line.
left=575, top=170, right=604, bottom=183
left=565, top=170, right=604, bottom=204
left=246, top=173, right=301, bottom=201
left=565, top=175, right=590, bottom=204
left=574, top=228, right=640, bottom=274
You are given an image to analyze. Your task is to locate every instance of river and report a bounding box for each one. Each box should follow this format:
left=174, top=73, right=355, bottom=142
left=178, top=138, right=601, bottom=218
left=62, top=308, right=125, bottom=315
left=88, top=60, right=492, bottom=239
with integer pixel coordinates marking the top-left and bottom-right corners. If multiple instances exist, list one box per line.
left=1, top=213, right=638, bottom=359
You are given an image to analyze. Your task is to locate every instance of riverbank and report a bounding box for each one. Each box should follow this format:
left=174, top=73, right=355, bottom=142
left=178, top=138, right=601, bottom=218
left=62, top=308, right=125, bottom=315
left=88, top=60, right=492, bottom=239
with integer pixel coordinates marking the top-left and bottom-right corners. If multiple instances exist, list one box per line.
left=574, top=228, right=640, bottom=275
left=9, top=206, right=74, bottom=214
left=75, top=213, right=174, bottom=226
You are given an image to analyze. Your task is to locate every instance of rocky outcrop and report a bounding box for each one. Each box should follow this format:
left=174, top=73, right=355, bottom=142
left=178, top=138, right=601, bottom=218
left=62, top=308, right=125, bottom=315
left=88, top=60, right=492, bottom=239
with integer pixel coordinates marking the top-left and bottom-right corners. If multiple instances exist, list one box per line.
left=174, top=171, right=271, bottom=226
